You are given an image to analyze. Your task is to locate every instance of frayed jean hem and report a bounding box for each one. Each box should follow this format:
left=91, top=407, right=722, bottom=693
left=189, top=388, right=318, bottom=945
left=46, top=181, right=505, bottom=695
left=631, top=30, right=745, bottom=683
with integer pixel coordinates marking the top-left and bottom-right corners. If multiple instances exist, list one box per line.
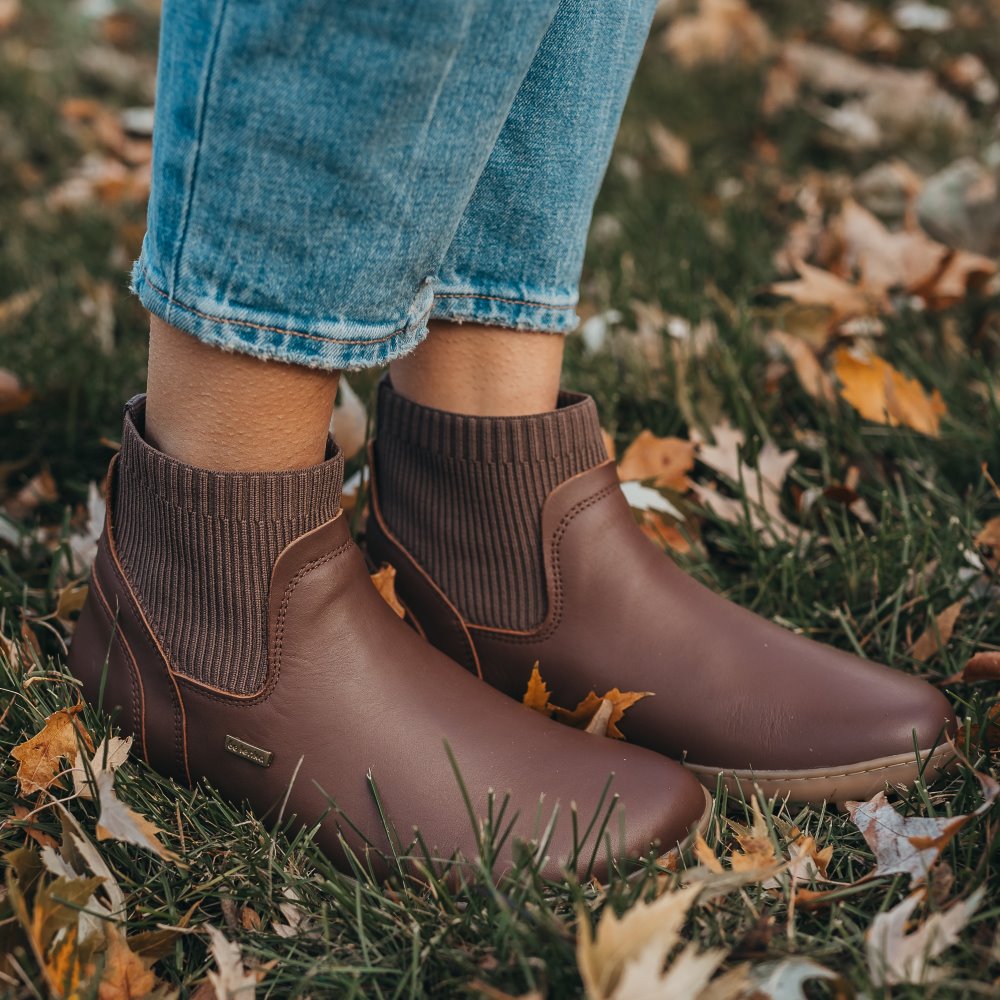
left=430, top=280, right=579, bottom=333
left=131, top=258, right=433, bottom=372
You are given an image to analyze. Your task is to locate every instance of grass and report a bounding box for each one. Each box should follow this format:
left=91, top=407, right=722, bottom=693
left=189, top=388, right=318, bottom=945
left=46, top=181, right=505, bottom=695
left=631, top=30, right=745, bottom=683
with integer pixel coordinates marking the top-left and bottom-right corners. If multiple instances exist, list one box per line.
left=2, top=0, right=1000, bottom=996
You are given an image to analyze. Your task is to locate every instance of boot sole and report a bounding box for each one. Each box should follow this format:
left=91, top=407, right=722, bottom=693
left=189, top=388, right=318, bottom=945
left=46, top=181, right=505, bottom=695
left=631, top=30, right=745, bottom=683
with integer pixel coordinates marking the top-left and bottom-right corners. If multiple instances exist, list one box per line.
left=685, top=744, right=956, bottom=804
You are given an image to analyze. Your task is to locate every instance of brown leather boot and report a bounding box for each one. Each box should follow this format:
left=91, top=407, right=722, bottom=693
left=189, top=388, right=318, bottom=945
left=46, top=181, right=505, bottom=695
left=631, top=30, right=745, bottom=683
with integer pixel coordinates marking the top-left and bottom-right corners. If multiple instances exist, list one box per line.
left=368, top=382, right=956, bottom=804
left=67, top=398, right=709, bottom=881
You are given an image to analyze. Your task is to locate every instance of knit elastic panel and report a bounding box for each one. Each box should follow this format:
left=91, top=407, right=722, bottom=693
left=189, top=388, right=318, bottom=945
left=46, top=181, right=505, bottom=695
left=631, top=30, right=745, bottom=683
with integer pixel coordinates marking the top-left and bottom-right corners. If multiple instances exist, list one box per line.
left=113, top=396, right=344, bottom=694
left=374, top=380, right=607, bottom=630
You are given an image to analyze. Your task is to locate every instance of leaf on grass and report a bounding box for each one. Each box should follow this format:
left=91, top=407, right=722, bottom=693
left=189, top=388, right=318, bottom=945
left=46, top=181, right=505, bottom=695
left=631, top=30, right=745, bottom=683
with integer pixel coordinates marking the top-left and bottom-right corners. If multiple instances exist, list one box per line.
left=745, top=957, right=838, bottom=999
left=369, top=564, right=405, bottom=619
left=690, top=423, right=807, bottom=546
left=663, top=0, right=771, bottom=68
left=55, top=582, right=89, bottom=623
left=4, top=469, right=57, bottom=520
left=11, top=705, right=93, bottom=795
left=97, top=924, right=160, bottom=1000
left=96, top=771, right=178, bottom=861
left=908, top=599, right=965, bottom=662
left=522, top=663, right=552, bottom=716
left=0, top=368, right=32, bottom=415
left=770, top=261, right=876, bottom=327
left=960, top=651, right=1000, bottom=683
left=205, top=924, right=257, bottom=999
left=577, top=883, right=738, bottom=1000
left=833, top=347, right=946, bottom=436
left=847, top=770, right=997, bottom=882
left=866, top=888, right=985, bottom=986
left=766, top=331, right=835, bottom=404
left=72, top=736, right=133, bottom=800
left=69, top=481, right=106, bottom=573
left=11, top=804, right=59, bottom=849
left=619, top=431, right=695, bottom=492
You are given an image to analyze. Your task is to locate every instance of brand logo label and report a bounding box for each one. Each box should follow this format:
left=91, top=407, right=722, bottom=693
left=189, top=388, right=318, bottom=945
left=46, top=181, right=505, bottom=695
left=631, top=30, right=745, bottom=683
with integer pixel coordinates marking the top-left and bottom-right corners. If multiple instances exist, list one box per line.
left=224, top=735, right=273, bottom=768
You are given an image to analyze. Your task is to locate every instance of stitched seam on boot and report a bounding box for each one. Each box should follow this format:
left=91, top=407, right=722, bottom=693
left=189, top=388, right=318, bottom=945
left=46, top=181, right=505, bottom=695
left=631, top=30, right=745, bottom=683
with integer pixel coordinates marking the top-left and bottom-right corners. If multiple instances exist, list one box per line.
left=90, top=567, right=147, bottom=763
left=174, top=538, right=356, bottom=706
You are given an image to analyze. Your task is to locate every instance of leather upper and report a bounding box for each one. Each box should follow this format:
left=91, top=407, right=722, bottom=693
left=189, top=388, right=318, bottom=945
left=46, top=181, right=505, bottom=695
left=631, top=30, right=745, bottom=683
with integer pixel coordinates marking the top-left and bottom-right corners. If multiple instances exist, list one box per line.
left=368, top=458, right=955, bottom=773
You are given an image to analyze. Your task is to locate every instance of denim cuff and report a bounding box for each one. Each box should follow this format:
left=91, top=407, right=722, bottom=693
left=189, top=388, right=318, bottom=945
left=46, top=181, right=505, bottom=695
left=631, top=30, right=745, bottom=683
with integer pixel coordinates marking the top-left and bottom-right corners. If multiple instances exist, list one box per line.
left=131, top=253, right=432, bottom=372
left=430, top=277, right=580, bottom=334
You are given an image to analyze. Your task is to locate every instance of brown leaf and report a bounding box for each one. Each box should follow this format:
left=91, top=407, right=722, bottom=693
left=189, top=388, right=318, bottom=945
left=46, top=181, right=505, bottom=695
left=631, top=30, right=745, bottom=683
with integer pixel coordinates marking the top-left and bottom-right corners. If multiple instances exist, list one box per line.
left=847, top=771, right=997, bottom=882
left=766, top=331, right=836, bottom=403
left=11, top=706, right=93, bottom=795
left=974, top=515, right=1000, bottom=572
left=600, top=428, right=616, bottom=462
left=637, top=510, right=693, bottom=554
left=55, top=583, right=89, bottom=624
left=833, top=348, right=946, bottom=436
left=0, top=369, right=32, bottom=415
left=11, top=804, right=59, bottom=849
left=370, top=564, right=405, bottom=619
left=770, top=261, right=876, bottom=328
left=663, top=0, right=771, bottom=67
left=618, top=431, right=695, bottom=492
left=962, top=651, right=1000, bottom=683
left=522, top=663, right=553, bottom=716
left=553, top=688, right=652, bottom=740
left=96, top=772, right=178, bottom=861
left=97, top=925, right=159, bottom=1000
left=909, top=599, right=965, bottom=662
left=4, top=470, right=57, bottom=520
left=583, top=698, right=615, bottom=737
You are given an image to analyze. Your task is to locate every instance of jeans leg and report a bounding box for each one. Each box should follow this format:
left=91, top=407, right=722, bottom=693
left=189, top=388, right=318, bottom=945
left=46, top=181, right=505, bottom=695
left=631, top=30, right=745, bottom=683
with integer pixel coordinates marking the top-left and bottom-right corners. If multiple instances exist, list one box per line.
left=431, top=0, right=658, bottom=334
left=133, top=0, right=562, bottom=371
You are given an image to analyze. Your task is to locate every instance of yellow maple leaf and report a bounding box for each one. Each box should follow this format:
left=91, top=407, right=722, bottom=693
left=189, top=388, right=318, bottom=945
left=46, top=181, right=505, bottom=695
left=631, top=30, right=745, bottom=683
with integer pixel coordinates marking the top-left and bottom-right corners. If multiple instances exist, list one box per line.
left=370, top=564, right=405, bottom=619
left=522, top=663, right=552, bottom=716
left=833, top=348, right=946, bottom=436
left=553, top=687, right=653, bottom=740
left=11, top=706, right=93, bottom=795
left=97, top=925, right=159, bottom=1000
left=618, top=430, right=695, bottom=492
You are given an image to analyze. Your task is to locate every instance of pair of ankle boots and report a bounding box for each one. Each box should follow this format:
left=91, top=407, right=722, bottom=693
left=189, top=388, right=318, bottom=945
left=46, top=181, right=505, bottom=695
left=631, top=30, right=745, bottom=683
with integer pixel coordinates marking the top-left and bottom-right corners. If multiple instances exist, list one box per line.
left=68, top=384, right=954, bottom=880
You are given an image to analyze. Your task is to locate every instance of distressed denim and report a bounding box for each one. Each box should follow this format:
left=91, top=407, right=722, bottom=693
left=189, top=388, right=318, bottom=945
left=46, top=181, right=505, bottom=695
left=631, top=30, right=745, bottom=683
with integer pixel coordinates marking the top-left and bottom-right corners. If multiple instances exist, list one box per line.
left=133, top=0, right=657, bottom=371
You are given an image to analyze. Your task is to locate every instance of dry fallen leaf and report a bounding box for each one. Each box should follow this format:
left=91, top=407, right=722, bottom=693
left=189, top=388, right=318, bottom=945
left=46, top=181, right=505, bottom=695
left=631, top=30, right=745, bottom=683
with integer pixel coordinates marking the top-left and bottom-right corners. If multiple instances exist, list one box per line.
left=370, top=564, right=405, bottom=619
left=11, top=706, right=93, bottom=795
left=745, top=957, right=838, bottom=999
left=522, top=663, right=552, bottom=716
left=4, top=470, right=57, bottom=520
left=204, top=925, right=257, bottom=1000
left=690, top=423, right=807, bottom=546
left=960, top=651, right=1000, bottom=683
left=833, top=348, right=946, bottom=436
left=847, top=771, right=997, bottom=882
left=908, top=599, right=965, bottom=662
left=663, top=0, right=771, bottom=67
left=770, top=260, right=876, bottom=328
left=96, top=771, right=178, bottom=861
left=619, top=431, right=695, bottom=492
left=866, top=888, right=985, bottom=986
left=55, top=582, right=90, bottom=624
left=553, top=688, right=653, bottom=741
left=521, top=667, right=650, bottom=740
left=97, top=924, right=161, bottom=1000
left=766, top=331, right=835, bottom=404
left=71, top=735, right=133, bottom=800
left=577, top=883, right=738, bottom=1000
left=0, top=368, right=32, bottom=415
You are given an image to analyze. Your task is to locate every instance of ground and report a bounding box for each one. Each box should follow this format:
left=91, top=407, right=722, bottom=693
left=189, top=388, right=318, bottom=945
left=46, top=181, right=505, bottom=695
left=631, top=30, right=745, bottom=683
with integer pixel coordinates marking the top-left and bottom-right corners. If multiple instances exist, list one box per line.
left=1, top=0, right=999, bottom=997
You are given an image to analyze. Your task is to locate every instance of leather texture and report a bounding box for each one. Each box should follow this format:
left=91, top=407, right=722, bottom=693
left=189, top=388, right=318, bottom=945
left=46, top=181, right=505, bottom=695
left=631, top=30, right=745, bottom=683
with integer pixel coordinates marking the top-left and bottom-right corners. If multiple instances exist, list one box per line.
left=68, top=457, right=708, bottom=881
left=367, top=456, right=956, bottom=801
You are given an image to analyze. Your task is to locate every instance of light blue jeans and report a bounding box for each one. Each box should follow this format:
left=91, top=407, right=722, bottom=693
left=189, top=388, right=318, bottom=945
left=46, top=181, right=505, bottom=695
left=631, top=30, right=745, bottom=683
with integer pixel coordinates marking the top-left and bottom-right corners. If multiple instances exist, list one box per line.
left=133, top=0, right=657, bottom=371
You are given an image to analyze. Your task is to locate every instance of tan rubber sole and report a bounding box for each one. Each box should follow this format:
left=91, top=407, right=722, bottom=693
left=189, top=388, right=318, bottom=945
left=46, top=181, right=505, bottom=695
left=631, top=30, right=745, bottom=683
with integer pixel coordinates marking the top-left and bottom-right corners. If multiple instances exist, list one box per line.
left=685, top=744, right=956, bottom=804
